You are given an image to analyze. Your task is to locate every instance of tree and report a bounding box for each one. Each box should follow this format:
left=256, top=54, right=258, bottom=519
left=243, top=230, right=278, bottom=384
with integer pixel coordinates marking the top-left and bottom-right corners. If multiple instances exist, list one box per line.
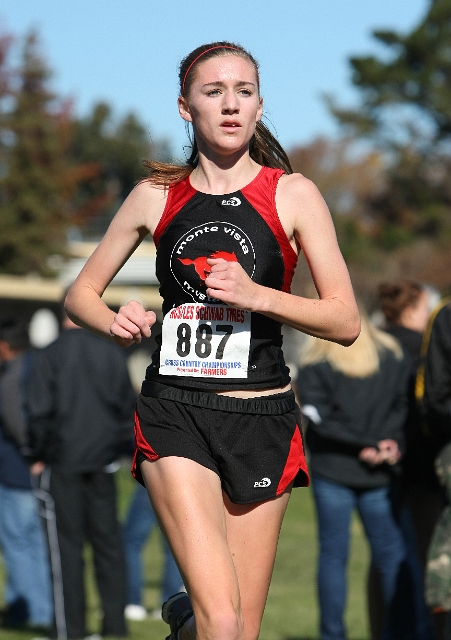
left=289, top=137, right=385, bottom=262
left=69, top=103, right=171, bottom=239
left=0, top=31, right=79, bottom=275
left=328, top=0, right=451, bottom=253
left=0, top=27, right=170, bottom=274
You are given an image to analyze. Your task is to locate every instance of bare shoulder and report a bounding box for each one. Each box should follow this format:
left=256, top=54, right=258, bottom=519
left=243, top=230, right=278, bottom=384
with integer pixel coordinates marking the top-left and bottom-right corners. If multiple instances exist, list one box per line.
left=119, top=179, right=168, bottom=235
left=277, top=172, right=325, bottom=205
left=130, top=179, right=168, bottom=203
left=276, top=172, right=331, bottom=238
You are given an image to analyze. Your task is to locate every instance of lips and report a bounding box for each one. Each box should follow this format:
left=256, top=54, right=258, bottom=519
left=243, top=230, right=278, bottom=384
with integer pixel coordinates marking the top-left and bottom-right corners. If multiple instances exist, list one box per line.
left=220, top=120, right=241, bottom=130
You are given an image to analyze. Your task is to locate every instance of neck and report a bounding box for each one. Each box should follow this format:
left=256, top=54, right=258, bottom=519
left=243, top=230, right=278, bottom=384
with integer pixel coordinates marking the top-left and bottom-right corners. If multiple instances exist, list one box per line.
left=190, top=146, right=261, bottom=195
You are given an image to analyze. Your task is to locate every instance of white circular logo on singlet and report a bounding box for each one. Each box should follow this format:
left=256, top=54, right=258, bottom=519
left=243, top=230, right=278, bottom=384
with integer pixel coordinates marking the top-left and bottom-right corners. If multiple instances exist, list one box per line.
left=161, top=221, right=255, bottom=379
left=170, top=221, right=256, bottom=303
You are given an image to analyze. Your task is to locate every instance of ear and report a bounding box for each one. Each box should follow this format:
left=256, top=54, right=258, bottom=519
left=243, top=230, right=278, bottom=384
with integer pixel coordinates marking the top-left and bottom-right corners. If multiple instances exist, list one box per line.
left=178, top=96, right=193, bottom=123
left=256, top=96, right=263, bottom=123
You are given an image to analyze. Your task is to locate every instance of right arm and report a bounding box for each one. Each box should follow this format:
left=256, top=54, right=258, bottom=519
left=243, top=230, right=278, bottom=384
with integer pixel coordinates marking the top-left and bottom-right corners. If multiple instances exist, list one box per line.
left=65, top=181, right=167, bottom=347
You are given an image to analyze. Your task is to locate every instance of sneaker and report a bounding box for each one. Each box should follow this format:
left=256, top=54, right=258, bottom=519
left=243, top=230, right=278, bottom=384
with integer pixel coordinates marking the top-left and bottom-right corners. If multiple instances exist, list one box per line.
left=161, top=592, right=193, bottom=640
left=124, top=604, right=147, bottom=621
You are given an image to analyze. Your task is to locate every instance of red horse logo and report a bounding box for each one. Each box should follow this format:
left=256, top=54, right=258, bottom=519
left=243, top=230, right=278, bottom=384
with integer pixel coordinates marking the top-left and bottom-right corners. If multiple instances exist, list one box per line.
left=178, top=250, right=238, bottom=282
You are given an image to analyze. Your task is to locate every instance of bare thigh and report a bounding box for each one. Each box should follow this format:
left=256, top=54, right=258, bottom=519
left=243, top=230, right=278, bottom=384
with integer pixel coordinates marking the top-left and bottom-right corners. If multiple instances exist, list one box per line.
left=223, top=489, right=292, bottom=639
left=140, top=456, right=291, bottom=640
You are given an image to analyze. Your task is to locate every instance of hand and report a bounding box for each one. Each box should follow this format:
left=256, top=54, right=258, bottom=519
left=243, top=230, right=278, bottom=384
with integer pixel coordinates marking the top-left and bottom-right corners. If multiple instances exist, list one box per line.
left=109, top=300, right=156, bottom=347
left=377, top=439, right=401, bottom=465
left=30, top=461, right=45, bottom=476
left=358, top=439, right=401, bottom=467
left=204, top=258, right=260, bottom=309
left=358, top=447, right=381, bottom=467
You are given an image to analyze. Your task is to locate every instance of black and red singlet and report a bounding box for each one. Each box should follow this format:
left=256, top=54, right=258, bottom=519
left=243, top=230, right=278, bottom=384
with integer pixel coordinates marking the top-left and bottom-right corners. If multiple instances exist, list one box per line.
left=143, top=166, right=299, bottom=391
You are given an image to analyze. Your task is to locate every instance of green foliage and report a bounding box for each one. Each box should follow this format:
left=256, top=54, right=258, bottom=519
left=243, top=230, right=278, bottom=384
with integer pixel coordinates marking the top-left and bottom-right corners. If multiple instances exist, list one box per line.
left=0, top=32, right=73, bottom=275
left=0, top=27, right=169, bottom=273
left=333, top=0, right=451, bottom=141
left=327, top=0, right=451, bottom=258
left=334, top=217, right=374, bottom=262
left=69, top=103, right=170, bottom=238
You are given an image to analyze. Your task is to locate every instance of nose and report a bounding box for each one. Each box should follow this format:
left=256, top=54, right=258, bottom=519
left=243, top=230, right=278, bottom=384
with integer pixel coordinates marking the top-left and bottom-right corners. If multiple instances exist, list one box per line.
left=221, top=89, right=239, bottom=114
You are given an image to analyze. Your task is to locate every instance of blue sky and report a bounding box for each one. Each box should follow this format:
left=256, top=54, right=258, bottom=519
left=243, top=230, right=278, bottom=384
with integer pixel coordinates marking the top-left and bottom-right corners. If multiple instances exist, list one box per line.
left=2, top=0, right=427, bottom=159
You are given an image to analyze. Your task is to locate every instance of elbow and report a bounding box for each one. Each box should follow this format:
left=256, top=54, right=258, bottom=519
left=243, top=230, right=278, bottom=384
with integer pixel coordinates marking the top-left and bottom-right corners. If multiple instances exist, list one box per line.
left=63, top=286, right=80, bottom=326
left=337, top=314, right=361, bottom=347
left=63, top=288, right=74, bottom=319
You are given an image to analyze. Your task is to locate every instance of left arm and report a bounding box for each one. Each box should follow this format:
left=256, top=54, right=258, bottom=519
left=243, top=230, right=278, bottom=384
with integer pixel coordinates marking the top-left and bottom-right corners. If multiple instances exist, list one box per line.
left=204, top=173, right=360, bottom=346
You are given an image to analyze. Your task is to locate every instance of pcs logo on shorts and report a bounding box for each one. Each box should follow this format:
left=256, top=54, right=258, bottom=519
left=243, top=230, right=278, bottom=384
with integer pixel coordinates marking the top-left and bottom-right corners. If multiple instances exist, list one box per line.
left=170, top=221, right=256, bottom=303
left=254, top=477, right=272, bottom=488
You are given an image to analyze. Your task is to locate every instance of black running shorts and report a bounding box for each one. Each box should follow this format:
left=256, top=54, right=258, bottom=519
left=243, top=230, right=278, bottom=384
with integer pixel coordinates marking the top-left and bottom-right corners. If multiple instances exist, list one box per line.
left=132, top=381, right=309, bottom=504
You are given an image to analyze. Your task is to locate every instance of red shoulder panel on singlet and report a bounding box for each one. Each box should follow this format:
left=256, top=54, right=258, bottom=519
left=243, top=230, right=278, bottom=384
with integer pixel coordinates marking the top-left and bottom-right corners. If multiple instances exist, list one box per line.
left=241, top=167, right=298, bottom=292
left=153, top=177, right=196, bottom=246
left=153, top=167, right=298, bottom=293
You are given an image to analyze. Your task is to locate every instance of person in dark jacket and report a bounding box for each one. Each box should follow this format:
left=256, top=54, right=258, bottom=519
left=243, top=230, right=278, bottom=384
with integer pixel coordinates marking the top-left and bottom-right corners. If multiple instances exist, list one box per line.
left=372, top=281, right=442, bottom=640
left=297, top=307, right=412, bottom=640
left=379, top=280, right=443, bottom=547
left=422, top=300, right=451, bottom=639
left=423, top=300, right=451, bottom=454
left=27, top=313, right=136, bottom=640
left=0, top=318, right=52, bottom=629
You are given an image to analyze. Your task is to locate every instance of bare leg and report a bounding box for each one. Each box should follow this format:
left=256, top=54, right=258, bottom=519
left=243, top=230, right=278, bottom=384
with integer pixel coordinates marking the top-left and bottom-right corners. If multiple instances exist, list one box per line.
left=140, top=457, right=291, bottom=640
left=223, top=490, right=291, bottom=640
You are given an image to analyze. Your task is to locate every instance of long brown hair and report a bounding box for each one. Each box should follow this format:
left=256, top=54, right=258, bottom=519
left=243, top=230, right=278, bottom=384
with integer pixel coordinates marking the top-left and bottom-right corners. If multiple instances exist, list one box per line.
left=143, top=41, right=293, bottom=188
left=378, top=280, right=424, bottom=325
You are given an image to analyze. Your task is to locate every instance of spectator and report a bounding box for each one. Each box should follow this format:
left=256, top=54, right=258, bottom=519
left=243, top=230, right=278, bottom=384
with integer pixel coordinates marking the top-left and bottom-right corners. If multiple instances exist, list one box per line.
left=123, top=483, right=184, bottom=621
left=423, top=298, right=451, bottom=639
left=0, top=318, right=52, bottom=629
left=27, top=312, right=136, bottom=640
left=298, top=306, right=412, bottom=640
left=368, top=281, right=443, bottom=640
left=379, top=280, right=443, bottom=558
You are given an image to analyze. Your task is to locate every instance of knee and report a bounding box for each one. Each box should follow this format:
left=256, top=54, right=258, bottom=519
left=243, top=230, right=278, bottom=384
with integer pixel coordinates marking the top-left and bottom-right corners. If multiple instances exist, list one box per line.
left=318, top=539, right=348, bottom=565
left=199, top=606, right=244, bottom=640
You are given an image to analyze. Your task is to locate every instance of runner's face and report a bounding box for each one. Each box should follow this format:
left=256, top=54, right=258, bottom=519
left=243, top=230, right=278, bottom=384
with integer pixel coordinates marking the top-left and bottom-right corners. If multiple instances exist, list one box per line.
left=178, top=55, right=263, bottom=157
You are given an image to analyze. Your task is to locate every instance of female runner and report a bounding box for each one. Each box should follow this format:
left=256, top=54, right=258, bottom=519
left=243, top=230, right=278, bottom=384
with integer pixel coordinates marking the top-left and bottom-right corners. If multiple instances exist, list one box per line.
left=65, top=41, right=360, bottom=640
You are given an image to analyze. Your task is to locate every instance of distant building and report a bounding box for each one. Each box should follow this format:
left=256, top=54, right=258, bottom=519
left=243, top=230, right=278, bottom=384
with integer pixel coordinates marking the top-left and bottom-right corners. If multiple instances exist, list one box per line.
left=0, top=240, right=162, bottom=348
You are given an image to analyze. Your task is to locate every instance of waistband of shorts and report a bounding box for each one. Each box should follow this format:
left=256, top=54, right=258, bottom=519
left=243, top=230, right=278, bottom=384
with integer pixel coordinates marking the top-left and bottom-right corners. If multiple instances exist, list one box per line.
left=140, top=380, right=296, bottom=415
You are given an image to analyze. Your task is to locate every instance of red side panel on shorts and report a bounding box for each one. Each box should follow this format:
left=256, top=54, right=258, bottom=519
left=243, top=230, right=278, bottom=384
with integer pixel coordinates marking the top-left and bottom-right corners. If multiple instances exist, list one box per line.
left=276, top=425, right=310, bottom=494
left=131, top=410, right=160, bottom=481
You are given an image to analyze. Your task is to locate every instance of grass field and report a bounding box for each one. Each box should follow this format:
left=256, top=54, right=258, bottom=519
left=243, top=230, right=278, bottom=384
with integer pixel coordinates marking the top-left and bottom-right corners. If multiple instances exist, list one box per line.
left=0, top=464, right=371, bottom=640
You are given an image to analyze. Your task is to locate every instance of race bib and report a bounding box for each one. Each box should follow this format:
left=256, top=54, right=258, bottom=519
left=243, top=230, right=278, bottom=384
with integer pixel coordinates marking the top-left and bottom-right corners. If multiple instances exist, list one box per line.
left=159, top=303, right=251, bottom=379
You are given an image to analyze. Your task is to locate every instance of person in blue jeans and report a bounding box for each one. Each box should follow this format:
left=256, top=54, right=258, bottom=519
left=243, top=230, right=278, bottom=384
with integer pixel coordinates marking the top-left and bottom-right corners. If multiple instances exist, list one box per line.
left=298, top=307, right=422, bottom=640
left=0, top=318, right=52, bottom=629
left=123, top=483, right=184, bottom=620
